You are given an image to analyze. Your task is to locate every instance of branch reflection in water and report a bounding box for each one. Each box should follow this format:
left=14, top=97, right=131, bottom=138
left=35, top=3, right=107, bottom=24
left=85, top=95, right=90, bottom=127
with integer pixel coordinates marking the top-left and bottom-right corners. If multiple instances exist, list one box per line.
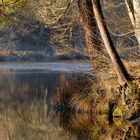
left=0, top=71, right=139, bottom=140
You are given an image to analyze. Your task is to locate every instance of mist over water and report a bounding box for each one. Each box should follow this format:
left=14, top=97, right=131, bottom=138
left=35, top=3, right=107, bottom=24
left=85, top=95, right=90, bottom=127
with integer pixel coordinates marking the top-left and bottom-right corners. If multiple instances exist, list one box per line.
left=0, top=61, right=92, bottom=72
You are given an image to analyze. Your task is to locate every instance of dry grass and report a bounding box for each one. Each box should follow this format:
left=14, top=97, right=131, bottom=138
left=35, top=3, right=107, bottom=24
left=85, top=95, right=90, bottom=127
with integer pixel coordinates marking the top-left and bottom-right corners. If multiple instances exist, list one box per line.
left=53, top=76, right=96, bottom=113
left=124, top=61, right=140, bottom=76
left=52, top=67, right=140, bottom=139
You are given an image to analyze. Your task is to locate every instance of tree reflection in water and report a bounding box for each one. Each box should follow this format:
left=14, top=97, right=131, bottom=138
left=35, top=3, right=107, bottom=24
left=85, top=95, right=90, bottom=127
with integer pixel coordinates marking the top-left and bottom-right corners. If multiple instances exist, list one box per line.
left=0, top=72, right=139, bottom=140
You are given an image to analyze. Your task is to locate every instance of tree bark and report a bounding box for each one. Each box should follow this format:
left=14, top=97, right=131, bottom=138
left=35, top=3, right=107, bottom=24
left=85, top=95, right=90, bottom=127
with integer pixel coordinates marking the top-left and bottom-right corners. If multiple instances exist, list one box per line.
left=125, top=0, right=135, bottom=26
left=133, top=0, right=140, bottom=49
left=78, top=0, right=101, bottom=62
left=91, top=0, right=131, bottom=85
left=125, top=0, right=140, bottom=49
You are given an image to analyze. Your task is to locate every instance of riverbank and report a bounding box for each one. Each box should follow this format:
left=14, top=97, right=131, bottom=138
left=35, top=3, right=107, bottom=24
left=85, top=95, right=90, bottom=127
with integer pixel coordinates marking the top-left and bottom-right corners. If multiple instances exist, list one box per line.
left=0, top=50, right=89, bottom=61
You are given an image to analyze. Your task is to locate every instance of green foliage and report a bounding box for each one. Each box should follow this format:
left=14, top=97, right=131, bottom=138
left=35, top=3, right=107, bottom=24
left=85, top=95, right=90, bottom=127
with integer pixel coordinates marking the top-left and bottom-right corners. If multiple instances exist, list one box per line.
left=113, top=117, right=128, bottom=132
left=112, top=98, right=129, bottom=132
left=113, top=105, right=126, bottom=118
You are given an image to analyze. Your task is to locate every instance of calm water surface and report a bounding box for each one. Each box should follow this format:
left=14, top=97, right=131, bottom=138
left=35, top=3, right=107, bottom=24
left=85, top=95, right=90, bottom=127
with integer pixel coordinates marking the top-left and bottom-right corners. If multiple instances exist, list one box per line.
left=0, top=62, right=94, bottom=140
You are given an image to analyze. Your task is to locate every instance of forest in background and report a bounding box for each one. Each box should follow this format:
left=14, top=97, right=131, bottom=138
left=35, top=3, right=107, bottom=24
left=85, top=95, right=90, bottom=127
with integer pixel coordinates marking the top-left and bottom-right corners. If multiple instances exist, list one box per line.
left=0, top=0, right=139, bottom=61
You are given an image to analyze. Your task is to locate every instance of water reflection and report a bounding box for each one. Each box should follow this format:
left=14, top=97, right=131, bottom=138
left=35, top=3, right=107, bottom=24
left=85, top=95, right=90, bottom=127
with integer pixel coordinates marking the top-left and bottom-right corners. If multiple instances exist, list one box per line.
left=0, top=70, right=139, bottom=140
left=0, top=72, right=76, bottom=140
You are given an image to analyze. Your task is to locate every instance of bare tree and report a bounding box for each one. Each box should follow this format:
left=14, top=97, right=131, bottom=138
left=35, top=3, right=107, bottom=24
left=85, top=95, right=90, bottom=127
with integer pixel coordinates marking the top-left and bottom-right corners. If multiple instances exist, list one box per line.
left=125, top=0, right=140, bottom=49
left=24, top=0, right=73, bottom=25
left=91, top=0, right=131, bottom=85
left=78, top=0, right=101, bottom=61
left=78, top=0, right=112, bottom=74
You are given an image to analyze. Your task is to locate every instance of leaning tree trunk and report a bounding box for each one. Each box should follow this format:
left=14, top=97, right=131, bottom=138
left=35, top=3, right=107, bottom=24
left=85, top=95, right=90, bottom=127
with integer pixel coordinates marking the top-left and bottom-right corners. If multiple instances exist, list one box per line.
left=133, top=0, right=140, bottom=49
left=125, top=0, right=140, bottom=49
left=91, top=0, right=131, bottom=85
left=78, top=0, right=102, bottom=62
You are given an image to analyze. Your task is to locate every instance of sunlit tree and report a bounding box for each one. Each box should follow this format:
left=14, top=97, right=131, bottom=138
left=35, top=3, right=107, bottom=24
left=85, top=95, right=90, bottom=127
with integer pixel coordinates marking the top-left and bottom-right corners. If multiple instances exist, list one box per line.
left=125, top=0, right=140, bottom=49
left=89, top=0, right=131, bottom=85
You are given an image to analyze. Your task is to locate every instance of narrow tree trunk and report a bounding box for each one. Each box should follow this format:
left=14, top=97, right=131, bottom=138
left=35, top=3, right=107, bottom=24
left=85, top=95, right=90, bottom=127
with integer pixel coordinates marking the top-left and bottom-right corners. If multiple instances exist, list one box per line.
left=78, top=0, right=101, bottom=62
left=133, top=0, right=140, bottom=49
left=125, top=0, right=140, bottom=49
left=91, top=0, right=131, bottom=85
left=125, top=0, right=135, bottom=26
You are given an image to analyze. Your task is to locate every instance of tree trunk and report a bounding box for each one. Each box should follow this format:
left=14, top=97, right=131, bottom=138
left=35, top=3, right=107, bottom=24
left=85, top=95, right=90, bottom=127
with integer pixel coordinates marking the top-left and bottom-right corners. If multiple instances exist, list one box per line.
left=125, top=0, right=135, bottom=26
left=125, top=0, right=140, bottom=49
left=78, top=0, right=101, bottom=62
left=91, top=0, right=131, bottom=85
left=133, top=0, right=140, bottom=49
